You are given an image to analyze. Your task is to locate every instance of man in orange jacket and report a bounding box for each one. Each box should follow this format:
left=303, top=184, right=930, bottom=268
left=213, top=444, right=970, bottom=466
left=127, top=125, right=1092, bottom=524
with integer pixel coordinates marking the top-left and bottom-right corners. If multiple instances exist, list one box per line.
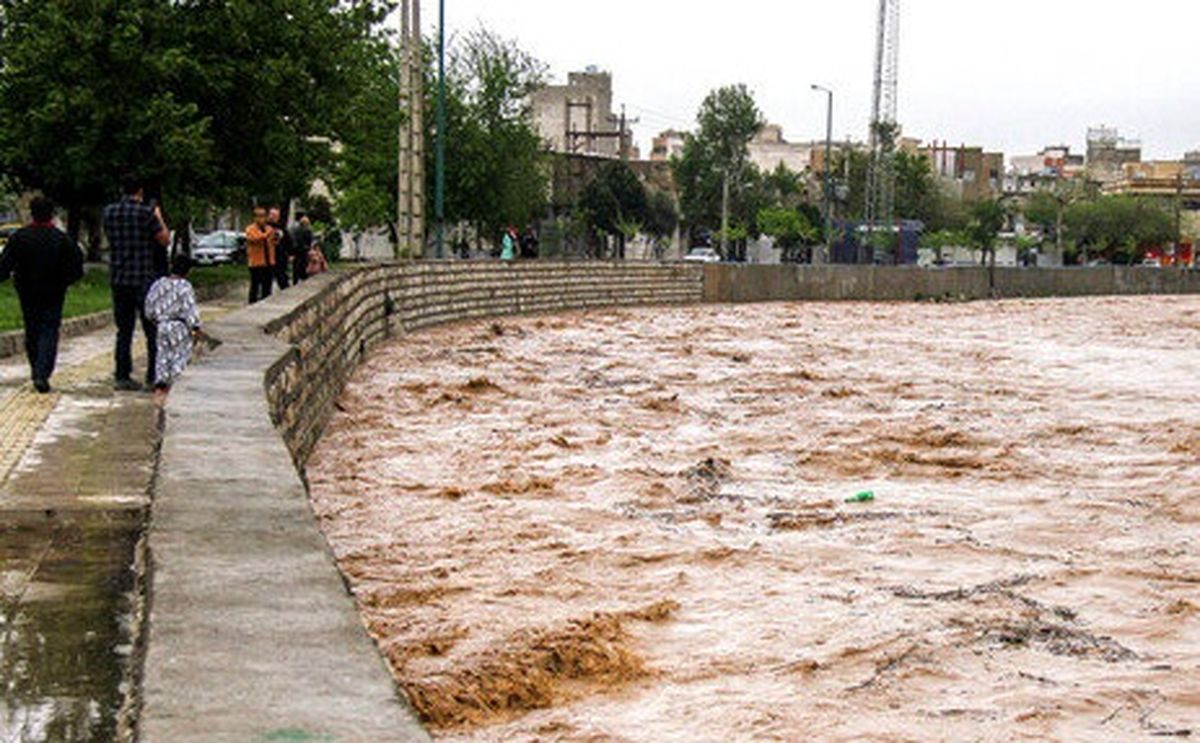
left=245, top=206, right=278, bottom=304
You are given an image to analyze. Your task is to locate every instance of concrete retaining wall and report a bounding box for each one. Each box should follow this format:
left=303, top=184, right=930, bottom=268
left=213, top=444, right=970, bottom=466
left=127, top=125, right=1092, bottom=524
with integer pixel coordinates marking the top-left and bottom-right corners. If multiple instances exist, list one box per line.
left=703, top=264, right=1200, bottom=303
left=264, top=261, right=703, bottom=466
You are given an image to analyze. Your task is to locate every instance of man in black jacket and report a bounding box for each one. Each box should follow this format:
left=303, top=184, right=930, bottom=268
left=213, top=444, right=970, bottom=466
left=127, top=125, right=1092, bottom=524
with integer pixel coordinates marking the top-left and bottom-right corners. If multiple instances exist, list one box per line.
left=0, top=196, right=84, bottom=393
left=289, top=213, right=314, bottom=284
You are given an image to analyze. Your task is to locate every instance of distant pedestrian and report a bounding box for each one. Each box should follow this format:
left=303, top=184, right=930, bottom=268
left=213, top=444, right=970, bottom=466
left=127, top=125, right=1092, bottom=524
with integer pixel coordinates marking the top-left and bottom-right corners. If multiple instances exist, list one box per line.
left=245, top=206, right=277, bottom=304
left=268, top=206, right=291, bottom=291
left=144, top=253, right=201, bottom=405
left=305, top=240, right=329, bottom=277
left=103, top=177, right=170, bottom=391
left=520, top=225, right=539, bottom=259
left=290, top=214, right=314, bottom=284
left=500, top=225, right=518, bottom=261
left=0, top=197, right=84, bottom=393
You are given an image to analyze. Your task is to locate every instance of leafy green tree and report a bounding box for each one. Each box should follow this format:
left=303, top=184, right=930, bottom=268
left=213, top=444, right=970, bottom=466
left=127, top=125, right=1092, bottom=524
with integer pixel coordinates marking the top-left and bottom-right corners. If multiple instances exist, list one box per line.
left=0, top=0, right=211, bottom=248
left=672, top=84, right=763, bottom=258
left=757, top=206, right=817, bottom=263
left=919, top=228, right=969, bottom=264
left=579, top=161, right=648, bottom=258
left=829, top=148, right=966, bottom=234
left=1065, top=195, right=1174, bottom=264
left=644, top=190, right=679, bottom=240
left=422, top=28, right=547, bottom=251
left=328, top=29, right=402, bottom=246
left=967, top=198, right=1007, bottom=267
left=1023, top=190, right=1059, bottom=235
left=1021, top=180, right=1096, bottom=258
left=0, top=0, right=394, bottom=253
left=173, top=0, right=392, bottom=209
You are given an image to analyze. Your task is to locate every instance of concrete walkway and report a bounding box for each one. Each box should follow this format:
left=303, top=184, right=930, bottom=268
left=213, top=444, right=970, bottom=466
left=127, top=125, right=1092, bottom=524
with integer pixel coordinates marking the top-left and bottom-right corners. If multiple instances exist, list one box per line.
left=140, top=286, right=429, bottom=742
left=0, top=294, right=238, bottom=743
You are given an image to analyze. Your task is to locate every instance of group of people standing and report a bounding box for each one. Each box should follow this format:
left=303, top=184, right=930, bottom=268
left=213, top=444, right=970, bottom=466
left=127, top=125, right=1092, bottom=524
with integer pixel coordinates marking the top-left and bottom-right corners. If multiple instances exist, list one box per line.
left=500, top=225, right=539, bottom=261
left=0, top=178, right=329, bottom=401
left=244, top=205, right=325, bottom=304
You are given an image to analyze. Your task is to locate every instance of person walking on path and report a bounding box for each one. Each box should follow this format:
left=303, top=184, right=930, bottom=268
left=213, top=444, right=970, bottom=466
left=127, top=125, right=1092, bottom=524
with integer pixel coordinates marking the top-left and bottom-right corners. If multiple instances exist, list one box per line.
left=245, top=206, right=278, bottom=304
left=267, top=206, right=292, bottom=292
left=144, top=253, right=201, bottom=405
left=103, top=178, right=170, bottom=391
left=290, top=214, right=314, bottom=284
left=0, top=197, right=84, bottom=393
left=500, top=226, right=518, bottom=261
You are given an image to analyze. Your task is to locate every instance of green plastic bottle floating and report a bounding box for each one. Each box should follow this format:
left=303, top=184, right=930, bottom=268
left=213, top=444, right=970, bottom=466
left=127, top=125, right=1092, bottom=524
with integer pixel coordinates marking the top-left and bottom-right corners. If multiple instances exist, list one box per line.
left=846, top=491, right=875, bottom=504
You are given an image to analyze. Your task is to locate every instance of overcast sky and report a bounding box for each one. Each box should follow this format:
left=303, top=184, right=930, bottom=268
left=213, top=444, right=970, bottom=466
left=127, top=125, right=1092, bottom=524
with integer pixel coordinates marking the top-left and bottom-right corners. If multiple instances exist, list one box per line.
left=409, top=0, right=1199, bottom=162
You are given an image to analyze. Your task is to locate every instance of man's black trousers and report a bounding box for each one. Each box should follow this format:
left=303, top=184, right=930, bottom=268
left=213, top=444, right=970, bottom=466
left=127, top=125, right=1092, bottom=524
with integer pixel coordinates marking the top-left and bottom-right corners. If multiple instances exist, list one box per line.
left=19, top=292, right=64, bottom=384
left=112, top=283, right=157, bottom=384
left=249, top=266, right=273, bottom=304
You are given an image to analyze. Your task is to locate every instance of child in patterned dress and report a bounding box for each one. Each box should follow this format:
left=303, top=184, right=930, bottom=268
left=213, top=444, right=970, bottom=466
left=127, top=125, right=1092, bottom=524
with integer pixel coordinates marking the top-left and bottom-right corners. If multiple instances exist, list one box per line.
left=144, top=254, right=202, bottom=404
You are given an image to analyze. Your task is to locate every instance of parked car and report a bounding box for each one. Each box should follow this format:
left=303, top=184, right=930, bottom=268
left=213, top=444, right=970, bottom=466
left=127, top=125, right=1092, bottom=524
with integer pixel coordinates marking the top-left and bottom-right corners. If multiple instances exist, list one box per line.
left=192, top=230, right=245, bottom=265
left=684, top=247, right=721, bottom=263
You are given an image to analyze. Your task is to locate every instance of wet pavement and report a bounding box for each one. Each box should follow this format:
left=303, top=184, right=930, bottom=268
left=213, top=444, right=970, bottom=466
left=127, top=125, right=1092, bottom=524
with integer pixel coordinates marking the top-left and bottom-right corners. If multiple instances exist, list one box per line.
left=0, top=297, right=237, bottom=743
left=310, top=296, right=1200, bottom=742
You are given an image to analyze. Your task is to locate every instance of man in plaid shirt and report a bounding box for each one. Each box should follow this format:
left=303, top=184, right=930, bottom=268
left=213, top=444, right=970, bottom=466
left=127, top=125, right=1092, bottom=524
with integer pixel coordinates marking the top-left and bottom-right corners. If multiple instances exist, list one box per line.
left=103, top=178, right=170, bottom=391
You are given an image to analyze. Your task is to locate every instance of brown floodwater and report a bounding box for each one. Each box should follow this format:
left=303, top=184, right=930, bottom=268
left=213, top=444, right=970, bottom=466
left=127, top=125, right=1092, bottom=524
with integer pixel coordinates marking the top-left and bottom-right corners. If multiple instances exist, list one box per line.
left=307, top=296, right=1200, bottom=742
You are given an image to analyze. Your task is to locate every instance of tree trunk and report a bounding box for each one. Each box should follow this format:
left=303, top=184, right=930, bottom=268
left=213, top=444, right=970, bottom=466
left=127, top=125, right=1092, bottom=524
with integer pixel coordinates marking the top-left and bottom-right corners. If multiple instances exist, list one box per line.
left=84, top=206, right=103, bottom=262
left=66, top=203, right=82, bottom=248
left=720, top=172, right=730, bottom=258
left=1055, top=202, right=1064, bottom=258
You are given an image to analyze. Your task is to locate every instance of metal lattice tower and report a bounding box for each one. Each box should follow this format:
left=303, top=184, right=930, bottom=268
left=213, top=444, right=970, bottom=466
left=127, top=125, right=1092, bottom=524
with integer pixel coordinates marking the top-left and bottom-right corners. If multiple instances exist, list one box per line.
left=864, top=0, right=900, bottom=243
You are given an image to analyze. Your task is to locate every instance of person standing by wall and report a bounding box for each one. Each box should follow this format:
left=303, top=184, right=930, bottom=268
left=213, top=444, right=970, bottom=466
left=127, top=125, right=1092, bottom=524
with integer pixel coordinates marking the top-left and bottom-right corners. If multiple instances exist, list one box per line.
left=245, top=206, right=277, bottom=304
left=0, top=196, right=84, bottom=393
left=290, top=213, right=314, bottom=284
left=500, top=225, right=518, bottom=261
left=521, top=225, right=540, bottom=259
left=268, top=206, right=292, bottom=291
left=103, top=177, right=170, bottom=391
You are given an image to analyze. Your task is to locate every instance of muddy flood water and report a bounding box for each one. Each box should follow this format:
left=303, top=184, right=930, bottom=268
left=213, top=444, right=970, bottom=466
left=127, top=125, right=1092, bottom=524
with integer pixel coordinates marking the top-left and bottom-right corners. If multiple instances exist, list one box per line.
left=308, top=296, right=1200, bottom=742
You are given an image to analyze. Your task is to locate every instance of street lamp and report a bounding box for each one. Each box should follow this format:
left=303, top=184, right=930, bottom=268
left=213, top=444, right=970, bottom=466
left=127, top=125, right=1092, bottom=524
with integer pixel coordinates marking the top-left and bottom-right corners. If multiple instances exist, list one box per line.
left=811, top=84, right=834, bottom=264
left=435, top=0, right=447, bottom=259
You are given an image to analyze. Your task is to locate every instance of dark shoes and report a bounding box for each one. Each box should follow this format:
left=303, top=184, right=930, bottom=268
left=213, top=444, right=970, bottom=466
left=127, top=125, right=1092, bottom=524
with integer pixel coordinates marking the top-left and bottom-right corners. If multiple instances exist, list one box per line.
left=114, top=378, right=144, bottom=392
left=32, top=379, right=51, bottom=394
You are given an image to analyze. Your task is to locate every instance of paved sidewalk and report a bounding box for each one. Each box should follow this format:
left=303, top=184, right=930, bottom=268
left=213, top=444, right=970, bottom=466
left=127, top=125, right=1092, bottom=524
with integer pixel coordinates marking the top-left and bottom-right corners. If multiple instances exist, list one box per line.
left=0, top=295, right=239, bottom=743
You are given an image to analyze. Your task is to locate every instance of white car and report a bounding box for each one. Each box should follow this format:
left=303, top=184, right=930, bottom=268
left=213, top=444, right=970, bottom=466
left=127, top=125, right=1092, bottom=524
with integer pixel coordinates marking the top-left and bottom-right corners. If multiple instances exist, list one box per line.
left=683, top=247, right=721, bottom=263
left=192, top=231, right=245, bottom=265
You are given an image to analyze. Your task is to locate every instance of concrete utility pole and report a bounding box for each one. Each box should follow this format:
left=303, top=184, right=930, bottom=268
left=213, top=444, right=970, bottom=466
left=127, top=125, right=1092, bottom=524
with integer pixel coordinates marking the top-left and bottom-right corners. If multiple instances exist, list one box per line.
left=434, top=0, right=446, bottom=259
left=397, top=0, right=410, bottom=256
left=396, top=0, right=425, bottom=257
left=812, top=84, right=834, bottom=264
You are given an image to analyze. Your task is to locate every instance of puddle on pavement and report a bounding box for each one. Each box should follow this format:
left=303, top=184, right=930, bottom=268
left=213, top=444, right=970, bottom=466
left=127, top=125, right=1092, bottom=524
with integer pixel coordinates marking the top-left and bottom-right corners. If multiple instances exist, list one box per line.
left=0, top=509, right=143, bottom=743
left=310, top=296, right=1200, bottom=742
left=1, top=381, right=155, bottom=743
